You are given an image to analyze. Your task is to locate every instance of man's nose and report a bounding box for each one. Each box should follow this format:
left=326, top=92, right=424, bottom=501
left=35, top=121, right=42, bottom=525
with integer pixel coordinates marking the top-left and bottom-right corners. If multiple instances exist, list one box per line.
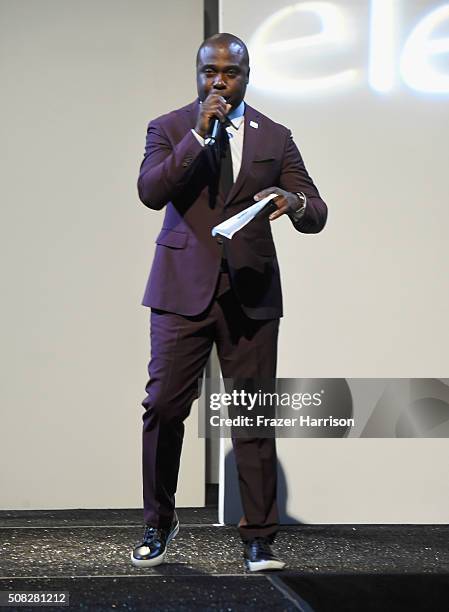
left=212, top=74, right=226, bottom=89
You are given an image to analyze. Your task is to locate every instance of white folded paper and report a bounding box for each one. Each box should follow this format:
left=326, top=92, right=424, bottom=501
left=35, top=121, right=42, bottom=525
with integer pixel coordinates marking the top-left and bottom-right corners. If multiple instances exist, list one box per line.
left=211, top=193, right=279, bottom=239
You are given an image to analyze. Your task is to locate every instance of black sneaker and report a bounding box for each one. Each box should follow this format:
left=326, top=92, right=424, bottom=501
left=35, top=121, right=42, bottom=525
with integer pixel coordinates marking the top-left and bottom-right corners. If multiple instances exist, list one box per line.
left=130, top=512, right=179, bottom=567
left=243, top=536, right=286, bottom=572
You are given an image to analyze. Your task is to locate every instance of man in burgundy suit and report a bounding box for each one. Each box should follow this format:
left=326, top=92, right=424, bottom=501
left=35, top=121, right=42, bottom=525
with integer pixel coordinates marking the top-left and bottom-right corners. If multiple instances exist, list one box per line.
left=131, top=33, right=327, bottom=571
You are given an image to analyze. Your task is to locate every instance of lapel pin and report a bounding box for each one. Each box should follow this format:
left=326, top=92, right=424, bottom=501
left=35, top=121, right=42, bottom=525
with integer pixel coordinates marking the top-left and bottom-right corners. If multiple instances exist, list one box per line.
left=249, top=121, right=259, bottom=129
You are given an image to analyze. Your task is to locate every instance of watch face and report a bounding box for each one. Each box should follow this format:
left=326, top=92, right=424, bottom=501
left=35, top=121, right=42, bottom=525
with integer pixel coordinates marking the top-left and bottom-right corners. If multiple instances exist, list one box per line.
left=294, top=193, right=306, bottom=212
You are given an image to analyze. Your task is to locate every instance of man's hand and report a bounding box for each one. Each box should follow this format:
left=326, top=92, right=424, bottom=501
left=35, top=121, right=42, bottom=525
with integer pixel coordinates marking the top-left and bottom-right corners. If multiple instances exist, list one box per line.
left=195, top=93, right=232, bottom=138
left=254, top=187, right=300, bottom=221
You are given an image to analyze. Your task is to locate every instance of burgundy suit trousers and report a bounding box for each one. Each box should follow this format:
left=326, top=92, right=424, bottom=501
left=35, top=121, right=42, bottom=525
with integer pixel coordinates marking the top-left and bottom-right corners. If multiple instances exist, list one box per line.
left=142, top=271, right=280, bottom=541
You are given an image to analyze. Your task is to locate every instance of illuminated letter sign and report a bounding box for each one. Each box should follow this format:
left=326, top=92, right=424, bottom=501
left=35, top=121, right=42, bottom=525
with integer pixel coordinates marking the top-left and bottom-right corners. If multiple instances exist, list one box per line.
left=249, top=2, right=359, bottom=95
left=400, top=4, right=449, bottom=94
left=369, top=0, right=398, bottom=93
left=249, top=1, right=449, bottom=97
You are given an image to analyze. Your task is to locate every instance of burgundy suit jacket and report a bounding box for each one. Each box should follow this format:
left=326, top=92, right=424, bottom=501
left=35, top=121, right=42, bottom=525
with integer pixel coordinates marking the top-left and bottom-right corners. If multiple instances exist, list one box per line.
left=137, top=99, right=327, bottom=319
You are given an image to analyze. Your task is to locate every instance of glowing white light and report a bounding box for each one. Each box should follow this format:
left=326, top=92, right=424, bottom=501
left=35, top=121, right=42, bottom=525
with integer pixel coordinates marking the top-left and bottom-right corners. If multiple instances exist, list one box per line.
left=369, top=0, right=398, bottom=92
left=400, top=4, right=449, bottom=93
left=248, top=2, right=358, bottom=96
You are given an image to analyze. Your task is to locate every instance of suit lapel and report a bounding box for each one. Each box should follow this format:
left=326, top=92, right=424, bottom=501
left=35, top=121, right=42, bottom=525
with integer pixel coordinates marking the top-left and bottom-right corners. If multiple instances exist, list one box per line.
left=225, top=104, right=260, bottom=206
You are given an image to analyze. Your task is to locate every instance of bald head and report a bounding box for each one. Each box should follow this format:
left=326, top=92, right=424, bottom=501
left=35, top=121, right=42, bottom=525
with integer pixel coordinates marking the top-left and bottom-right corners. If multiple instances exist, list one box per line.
left=196, top=33, right=250, bottom=70
left=195, top=33, right=250, bottom=110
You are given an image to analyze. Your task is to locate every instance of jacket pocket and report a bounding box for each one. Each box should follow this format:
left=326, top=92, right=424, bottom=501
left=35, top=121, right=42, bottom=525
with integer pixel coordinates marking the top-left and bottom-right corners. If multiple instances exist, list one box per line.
left=252, top=157, right=276, bottom=163
left=155, top=228, right=188, bottom=249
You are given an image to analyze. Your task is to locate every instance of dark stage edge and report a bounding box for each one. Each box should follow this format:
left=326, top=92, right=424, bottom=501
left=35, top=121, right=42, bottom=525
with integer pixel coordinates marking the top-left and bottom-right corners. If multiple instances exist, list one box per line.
left=0, top=507, right=218, bottom=528
left=1, top=509, right=449, bottom=611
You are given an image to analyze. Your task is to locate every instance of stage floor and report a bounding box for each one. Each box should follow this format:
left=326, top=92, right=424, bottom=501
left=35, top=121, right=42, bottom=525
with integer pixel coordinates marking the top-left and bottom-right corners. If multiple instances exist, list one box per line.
left=1, top=508, right=448, bottom=610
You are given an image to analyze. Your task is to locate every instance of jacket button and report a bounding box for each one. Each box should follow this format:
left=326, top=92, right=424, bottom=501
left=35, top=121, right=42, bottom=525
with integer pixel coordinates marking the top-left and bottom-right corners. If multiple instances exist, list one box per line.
left=215, top=236, right=223, bottom=245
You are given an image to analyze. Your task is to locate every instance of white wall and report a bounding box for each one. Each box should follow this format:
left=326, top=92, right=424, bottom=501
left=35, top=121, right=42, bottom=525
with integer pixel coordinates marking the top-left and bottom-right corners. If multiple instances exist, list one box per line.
left=0, top=0, right=204, bottom=510
left=220, top=0, right=449, bottom=522
left=221, top=0, right=449, bottom=375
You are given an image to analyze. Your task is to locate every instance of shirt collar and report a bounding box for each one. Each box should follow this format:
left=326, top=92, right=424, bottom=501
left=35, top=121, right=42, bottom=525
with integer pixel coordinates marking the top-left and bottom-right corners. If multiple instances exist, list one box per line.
left=227, top=101, right=245, bottom=130
left=228, top=100, right=245, bottom=121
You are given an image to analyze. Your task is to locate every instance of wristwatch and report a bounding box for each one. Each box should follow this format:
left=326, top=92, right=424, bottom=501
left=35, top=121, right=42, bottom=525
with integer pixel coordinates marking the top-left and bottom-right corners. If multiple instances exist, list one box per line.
left=289, top=191, right=307, bottom=222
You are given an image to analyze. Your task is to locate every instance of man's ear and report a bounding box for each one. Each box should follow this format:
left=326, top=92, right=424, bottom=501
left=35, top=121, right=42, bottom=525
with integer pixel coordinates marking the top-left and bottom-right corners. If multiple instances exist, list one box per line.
left=246, top=66, right=250, bottom=84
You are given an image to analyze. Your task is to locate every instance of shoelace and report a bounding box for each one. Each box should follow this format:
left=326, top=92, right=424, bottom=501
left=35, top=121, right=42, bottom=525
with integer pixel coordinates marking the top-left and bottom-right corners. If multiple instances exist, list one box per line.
left=249, top=537, right=274, bottom=558
left=142, top=526, right=161, bottom=544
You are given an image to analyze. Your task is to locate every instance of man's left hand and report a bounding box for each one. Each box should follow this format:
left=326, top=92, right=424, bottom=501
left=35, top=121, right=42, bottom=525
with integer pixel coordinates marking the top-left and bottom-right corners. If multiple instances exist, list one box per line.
left=254, top=187, right=299, bottom=221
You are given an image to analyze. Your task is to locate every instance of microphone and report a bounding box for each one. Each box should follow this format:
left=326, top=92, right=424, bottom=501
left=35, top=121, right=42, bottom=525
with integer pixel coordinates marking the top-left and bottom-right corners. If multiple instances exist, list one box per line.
left=204, top=118, right=220, bottom=147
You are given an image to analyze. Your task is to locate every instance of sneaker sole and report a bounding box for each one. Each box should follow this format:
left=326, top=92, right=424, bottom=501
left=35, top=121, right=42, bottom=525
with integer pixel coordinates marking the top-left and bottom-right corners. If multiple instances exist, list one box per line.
left=130, top=521, right=179, bottom=568
left=244, top=559, right=286, bottom=572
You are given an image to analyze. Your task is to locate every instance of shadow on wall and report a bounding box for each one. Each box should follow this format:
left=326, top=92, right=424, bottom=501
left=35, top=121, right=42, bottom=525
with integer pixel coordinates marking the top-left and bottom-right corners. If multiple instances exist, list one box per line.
left=221, top=378, right=354, bottom=525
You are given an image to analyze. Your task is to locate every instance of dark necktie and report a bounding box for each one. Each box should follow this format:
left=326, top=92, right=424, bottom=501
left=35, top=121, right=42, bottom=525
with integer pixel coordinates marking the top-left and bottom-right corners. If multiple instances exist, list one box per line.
left=218, top=123, right=234, bottom=201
